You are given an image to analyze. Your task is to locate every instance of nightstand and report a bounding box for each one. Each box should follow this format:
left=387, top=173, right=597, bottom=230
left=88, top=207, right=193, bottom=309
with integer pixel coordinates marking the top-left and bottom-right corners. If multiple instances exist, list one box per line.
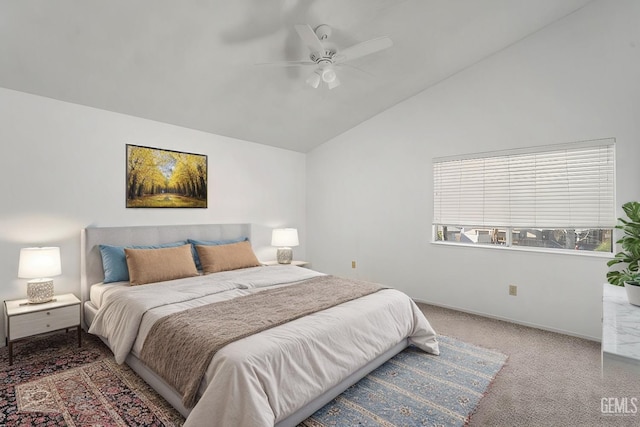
left=262, top=260, right=309, bottom=267
left=4, top=293, right=81, bottom=365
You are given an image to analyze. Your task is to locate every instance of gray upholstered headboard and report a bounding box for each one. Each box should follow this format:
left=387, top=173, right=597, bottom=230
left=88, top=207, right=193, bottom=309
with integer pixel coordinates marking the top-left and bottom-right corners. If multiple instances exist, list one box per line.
left=80, top=224, right=252, bottom=307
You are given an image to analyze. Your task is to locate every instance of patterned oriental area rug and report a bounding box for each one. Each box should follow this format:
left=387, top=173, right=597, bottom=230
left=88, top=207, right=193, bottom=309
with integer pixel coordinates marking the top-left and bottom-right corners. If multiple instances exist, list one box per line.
left=0, top=332, right=183, bottom=427
left=0, top=332, right=506, bottom=427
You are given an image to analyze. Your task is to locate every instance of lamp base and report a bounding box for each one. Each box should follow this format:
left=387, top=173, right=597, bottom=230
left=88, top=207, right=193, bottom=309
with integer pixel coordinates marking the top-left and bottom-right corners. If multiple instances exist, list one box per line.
left=27, top=279, right=55, bottom=304
left=276, top=247, right=293, bottom=264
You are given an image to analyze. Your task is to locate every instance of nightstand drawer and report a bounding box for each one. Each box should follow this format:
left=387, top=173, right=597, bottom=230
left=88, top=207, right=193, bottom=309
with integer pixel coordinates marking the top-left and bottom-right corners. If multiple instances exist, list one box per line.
left=10, top=305, right=79, bottom=339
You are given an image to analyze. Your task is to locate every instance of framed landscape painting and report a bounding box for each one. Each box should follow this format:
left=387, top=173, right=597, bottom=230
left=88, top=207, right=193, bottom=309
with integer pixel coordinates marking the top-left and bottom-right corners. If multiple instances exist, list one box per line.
left=126, top=144, right=207, bottom=208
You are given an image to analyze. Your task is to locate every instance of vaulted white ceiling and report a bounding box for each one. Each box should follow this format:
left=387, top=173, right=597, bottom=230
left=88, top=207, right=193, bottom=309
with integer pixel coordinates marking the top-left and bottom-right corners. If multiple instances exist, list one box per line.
left=0, top=0, right=592, bottom=152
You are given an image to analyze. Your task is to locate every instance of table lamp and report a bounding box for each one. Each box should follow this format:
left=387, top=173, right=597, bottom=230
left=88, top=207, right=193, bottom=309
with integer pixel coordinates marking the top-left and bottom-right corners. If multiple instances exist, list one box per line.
left=18, top=247, right=61, bottom=304
left=271, top=228, right=299, bottom=264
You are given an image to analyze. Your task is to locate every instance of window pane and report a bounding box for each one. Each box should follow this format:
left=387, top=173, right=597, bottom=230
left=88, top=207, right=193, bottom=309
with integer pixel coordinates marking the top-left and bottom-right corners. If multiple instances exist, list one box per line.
left=511, top=228, right=569, bottom=249
left=435, top=225, right=612, bottom=253
left=512, top=228, right=612, bottom=252
left=435, top=225, right=507, bottom=246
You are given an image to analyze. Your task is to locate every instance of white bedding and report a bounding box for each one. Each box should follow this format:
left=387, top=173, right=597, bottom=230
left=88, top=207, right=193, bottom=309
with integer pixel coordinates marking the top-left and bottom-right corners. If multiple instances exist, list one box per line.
left=88, top=265, right=439, bottom=427
left=90, top=280, right=128, bottom=309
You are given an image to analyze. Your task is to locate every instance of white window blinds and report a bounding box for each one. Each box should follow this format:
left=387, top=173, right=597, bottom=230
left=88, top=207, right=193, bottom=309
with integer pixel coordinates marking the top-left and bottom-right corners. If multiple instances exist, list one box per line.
left=433, top=139, right=615, bottom=228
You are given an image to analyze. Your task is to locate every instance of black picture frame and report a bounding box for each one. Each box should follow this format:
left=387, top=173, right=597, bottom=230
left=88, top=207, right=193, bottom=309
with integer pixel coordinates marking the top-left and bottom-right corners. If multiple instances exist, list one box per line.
left=126, top=144, right=207, bottom=208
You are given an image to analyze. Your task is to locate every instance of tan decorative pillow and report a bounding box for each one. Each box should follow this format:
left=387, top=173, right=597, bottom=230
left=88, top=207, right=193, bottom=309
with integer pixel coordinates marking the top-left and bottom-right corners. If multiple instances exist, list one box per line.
left=125, top=244, right=198, bottom=285
left=196, top=240, right=261, bottom=274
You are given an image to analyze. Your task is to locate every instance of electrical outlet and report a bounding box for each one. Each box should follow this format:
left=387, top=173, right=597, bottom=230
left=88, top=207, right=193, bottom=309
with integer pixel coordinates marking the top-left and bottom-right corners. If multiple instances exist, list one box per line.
left=351, top=261, right=356, bottom=269
left=509, top=285, right=517, bottom=296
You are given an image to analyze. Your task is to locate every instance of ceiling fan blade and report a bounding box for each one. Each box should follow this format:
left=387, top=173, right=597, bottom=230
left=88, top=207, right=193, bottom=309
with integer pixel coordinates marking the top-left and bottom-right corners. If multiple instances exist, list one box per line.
left=255, top=60, right=315, bottom=67
left=295, top=24, right=325, bottom=54
left=336, top=36, right=393, bottom=62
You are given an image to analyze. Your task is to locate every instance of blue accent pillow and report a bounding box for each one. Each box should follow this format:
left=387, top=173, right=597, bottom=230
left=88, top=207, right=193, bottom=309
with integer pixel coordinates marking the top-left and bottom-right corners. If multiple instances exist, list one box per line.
left=187, top=237, right=249, bottom=270
left=99, top=240, right=189, bottom=283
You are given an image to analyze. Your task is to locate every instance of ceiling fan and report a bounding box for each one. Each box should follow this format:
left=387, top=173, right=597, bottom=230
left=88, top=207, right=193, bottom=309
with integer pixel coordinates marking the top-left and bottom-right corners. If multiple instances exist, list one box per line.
left=276, top=24, right=393, bottom=90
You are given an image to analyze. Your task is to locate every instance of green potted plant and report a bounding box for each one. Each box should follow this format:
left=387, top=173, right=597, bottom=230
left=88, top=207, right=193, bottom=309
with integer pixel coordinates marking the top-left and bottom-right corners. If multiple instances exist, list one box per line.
left=607, top=201, right=640, bottom=306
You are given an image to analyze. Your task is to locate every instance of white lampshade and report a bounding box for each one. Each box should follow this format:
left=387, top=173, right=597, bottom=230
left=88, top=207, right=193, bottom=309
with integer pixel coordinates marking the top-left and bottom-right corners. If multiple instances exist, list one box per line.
left=18, top=247, right=62, bottom=278
left=18, top=247, right=61, bottom=304
left=271, top=229, right=299, bottom=247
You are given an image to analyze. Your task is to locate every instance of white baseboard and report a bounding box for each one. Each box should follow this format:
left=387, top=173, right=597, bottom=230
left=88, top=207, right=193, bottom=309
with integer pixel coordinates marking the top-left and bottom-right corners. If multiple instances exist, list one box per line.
left=412, top=298, right=600, bottom=343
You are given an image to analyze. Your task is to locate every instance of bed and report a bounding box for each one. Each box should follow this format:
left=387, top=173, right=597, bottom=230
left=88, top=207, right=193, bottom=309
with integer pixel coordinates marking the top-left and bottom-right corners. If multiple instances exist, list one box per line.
left=81, top=224, right=439, bottom=427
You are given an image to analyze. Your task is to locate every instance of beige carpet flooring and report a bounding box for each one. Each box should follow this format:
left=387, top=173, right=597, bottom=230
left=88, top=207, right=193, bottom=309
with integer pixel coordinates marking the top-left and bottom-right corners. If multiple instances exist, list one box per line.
left=417, top=303, right=640, bottom=427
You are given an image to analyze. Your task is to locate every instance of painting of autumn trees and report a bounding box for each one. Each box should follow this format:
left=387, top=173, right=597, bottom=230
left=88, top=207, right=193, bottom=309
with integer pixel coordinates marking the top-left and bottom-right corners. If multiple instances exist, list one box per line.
left=126, top=145, right=207, bottom=208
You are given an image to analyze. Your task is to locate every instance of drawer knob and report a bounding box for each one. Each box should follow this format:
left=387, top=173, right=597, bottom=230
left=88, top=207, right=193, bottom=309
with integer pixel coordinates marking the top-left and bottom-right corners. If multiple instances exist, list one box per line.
left=46, top=324, right=50, bottom=328
left=46, top=312, right=50, bottom=315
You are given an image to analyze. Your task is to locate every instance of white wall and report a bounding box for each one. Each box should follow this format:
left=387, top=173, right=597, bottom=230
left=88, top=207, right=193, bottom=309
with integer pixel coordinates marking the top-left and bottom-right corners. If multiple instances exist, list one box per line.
left=307, top=0, right=640, bottom=340
left=0, top=88, right=306, bottom=342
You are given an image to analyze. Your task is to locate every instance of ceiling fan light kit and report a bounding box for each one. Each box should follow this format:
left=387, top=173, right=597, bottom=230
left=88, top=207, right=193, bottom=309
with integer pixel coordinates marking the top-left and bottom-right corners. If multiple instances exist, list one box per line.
left=321, top=68, right=336, bottom=83
left=286, top=24, right=393, bottom=90
left=314, top=24, right=332, bottom=41
left=306, top=71, right=322, bottom=89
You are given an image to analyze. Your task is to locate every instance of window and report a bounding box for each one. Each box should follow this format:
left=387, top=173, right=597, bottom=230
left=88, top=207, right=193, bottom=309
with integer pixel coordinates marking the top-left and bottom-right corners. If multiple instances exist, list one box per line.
left=433, top=139, right=615, bottom=253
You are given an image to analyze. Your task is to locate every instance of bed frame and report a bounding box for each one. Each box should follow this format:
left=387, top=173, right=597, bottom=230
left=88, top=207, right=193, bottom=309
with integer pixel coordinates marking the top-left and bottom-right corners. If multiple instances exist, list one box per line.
left=80, top=223, right=408, bottom=427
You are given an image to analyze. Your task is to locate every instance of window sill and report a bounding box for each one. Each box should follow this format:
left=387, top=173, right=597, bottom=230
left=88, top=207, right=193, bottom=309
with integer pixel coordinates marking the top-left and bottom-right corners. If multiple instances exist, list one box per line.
left=431, top=240, right=614, bottom=259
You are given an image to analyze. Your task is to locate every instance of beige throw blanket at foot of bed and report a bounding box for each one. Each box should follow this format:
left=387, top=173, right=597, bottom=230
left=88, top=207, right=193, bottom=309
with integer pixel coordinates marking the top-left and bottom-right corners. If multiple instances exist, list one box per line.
left=139, top=275, right=384, bottom=408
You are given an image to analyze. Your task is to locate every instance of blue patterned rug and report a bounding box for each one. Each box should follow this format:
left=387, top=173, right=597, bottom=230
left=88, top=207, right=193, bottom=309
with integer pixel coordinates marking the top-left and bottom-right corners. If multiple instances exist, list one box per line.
left=299, top=335, right=508, bottom=427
